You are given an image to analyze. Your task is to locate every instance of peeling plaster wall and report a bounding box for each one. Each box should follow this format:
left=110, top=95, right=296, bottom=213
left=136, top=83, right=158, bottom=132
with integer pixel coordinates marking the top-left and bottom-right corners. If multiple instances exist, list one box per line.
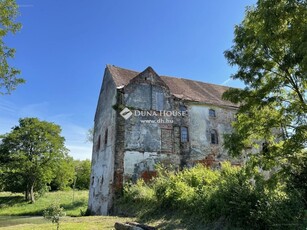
left=123, top=151, right=180, bottom=182
left=120, top=72, right=180, bottom=182
left=188, top=104, right=239, bottom=166
left=88, top=69, right=117, bottom=215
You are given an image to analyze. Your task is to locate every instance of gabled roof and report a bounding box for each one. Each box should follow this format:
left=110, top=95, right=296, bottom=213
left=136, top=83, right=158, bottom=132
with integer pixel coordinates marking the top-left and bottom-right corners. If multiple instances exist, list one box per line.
left=107, top=64, right=238, bottom=108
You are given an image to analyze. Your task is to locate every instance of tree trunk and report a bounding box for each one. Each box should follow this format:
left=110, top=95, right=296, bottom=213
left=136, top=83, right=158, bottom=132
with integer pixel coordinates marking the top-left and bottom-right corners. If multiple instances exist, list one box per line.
left=30, top=184, right=35, bottom=203
left=25, top=189, right=29, bottom=201
left=25, top=182, right=35, bottom=203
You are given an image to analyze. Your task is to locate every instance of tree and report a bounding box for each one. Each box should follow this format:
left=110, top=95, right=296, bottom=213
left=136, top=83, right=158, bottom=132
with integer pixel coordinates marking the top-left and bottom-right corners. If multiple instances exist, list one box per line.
left=223, top=0, right=306, bottom=176
left=0, top=118, right=68, bottom=202
left=86, top=127, right=93, bottom=143
left=74, top=159, right=91, bottom=190
left=0, top=0, right=25, bottom=94
left=49, top=155, right=75, bottom=191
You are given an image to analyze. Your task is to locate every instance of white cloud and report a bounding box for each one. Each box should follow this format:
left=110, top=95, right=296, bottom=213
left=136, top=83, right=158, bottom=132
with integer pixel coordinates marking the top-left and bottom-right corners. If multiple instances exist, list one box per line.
left=0, top=99, right=92, bottom=160
left=66, top=144, right=92, bottom=161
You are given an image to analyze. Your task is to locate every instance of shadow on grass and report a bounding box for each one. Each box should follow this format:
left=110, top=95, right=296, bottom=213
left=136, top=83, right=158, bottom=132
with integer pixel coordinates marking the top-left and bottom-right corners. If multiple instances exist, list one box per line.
left=0, top=194, right=26, bottom=208
left=117, top=202, right=231, bottom=230
left=61, top=201, right=85, bottom=210
left=137, top=208, right=216, bottom=230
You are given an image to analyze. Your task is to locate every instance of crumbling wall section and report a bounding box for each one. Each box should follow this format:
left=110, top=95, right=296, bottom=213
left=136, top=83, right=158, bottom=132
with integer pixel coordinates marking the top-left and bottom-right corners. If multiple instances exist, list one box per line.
left=88, top=69, right=117, bottom=215
left=120, top=69, right=180, bottom=182
left=188, top=104, right=240, bottom=167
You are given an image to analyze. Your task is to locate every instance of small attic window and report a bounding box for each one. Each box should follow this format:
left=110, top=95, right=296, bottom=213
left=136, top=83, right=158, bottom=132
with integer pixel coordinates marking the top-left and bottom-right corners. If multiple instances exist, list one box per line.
left=209, top=109, right=216, bottom=117
left=179, top=105, right=187, bottom=112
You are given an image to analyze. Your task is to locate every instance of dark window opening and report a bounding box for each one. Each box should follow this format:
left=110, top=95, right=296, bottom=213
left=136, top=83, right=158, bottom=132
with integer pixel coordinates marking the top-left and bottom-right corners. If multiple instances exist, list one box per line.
left=209, top=109, right=216, bottom=117
left=211, top=129, right=218, bottom=144
left=97, top=135, right=101, bottom=151
left=104, top=129, right=108, bottom=145
left=181, top=127, right=188, bottom=142
left=262, top=142, right=269, bottom=155
left=91, top=176, right=94, bottom=186
left=180, top=105, right=187, bottom=112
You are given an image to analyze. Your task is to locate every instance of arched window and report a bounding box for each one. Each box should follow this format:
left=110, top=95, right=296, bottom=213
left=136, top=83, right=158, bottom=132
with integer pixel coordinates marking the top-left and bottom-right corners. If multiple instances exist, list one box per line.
left=104, top=129, right=108, bottom=145
left=180, top=127, right=188, bottom=142
left=97, top=135, right=101, bottom=151
left=211, top=129, right=218, bottom=144
left=209, top=109, right=216, bottom=117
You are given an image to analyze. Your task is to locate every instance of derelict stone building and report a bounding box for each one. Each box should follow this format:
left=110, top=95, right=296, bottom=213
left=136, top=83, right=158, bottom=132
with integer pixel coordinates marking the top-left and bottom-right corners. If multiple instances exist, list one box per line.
left=88, top=65, right=239, bottom=215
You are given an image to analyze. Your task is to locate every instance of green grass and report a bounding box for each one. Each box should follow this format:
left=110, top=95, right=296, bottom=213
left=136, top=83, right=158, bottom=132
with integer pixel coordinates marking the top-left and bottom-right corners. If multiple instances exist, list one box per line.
left=0, top=216, right=135, bottom=230
left=0, top=191, right=136, bottom=229
left=0, top=190, right=88, bottom=216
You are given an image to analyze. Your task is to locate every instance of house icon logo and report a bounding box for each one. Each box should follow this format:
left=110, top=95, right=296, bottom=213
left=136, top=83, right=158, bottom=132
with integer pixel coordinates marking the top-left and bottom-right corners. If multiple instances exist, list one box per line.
left=120, top=108, right=133, bottom=120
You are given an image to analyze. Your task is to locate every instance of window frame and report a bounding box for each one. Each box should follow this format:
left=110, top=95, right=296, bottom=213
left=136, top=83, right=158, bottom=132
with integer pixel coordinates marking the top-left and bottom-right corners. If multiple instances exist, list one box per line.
left=180, top=126, right=189, bottom=143
left=209, top=109, right=216, bottom=118
left=210, top=129, right=218, bottom=144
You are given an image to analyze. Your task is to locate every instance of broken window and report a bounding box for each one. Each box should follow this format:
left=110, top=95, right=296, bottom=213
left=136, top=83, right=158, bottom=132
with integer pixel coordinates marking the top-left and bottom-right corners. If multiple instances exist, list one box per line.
left=97, top=135, right=101, bottom=151
left=209, top=109, right=216, bottom=117
left=104, top=129, right=108, bottom=145
left=211, top=129, right=218, bottom=144
left=156, top=92, right=164, bottom=111
left=180, top=127, right=188, bottom=142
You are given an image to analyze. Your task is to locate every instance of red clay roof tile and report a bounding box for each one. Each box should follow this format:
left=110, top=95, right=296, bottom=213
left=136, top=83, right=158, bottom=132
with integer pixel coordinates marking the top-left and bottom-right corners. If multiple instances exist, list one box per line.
left=107, top=65, right=238, bottom=108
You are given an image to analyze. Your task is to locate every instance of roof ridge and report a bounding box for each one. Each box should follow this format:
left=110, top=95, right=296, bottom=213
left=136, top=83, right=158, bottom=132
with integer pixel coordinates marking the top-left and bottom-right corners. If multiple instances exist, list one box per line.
left=161, top=75, right=233, bottom=89
left=107, top=65, right=234, bottom=89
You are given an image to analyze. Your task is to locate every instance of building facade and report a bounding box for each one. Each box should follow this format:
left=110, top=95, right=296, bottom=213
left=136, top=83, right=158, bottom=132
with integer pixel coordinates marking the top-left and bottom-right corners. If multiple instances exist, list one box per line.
left=88, top=65, right=240, bottom=215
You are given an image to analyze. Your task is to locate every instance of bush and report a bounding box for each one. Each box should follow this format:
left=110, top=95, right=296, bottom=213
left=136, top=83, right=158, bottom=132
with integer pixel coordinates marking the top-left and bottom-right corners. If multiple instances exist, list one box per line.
left=120, top=162, right=306, bottom=229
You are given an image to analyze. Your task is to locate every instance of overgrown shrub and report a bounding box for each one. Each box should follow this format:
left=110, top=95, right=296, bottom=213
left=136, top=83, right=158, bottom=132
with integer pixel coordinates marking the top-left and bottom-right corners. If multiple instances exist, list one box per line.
left=120, top=162, right=306, bottom=229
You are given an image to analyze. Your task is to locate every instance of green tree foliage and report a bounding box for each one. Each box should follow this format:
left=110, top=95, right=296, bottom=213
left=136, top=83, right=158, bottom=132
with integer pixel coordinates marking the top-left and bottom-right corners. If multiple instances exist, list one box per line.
left=0, top=118, right=68, bottom=203
left=74, top=159, right=91, bottom=190
left=0, top=0, right=25, bottom=94
left=223, top=0, right=307, bottom=179
left=49, top=155, right=75, bottom=191
left=86, top=128, right=93, bottom=143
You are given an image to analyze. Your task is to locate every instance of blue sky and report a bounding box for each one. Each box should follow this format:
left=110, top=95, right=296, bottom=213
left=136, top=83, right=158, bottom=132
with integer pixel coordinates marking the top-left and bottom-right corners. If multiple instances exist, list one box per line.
left=1, top=0, right=256, bottom=160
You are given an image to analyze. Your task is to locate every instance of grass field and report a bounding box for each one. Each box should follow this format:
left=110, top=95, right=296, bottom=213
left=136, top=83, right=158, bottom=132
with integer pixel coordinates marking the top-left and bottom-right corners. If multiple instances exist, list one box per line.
left=0, top=190, right=135, bottom=229
left=0, top=190, right=88, bottom=216
left=0, top=216, right=136, bottom=230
